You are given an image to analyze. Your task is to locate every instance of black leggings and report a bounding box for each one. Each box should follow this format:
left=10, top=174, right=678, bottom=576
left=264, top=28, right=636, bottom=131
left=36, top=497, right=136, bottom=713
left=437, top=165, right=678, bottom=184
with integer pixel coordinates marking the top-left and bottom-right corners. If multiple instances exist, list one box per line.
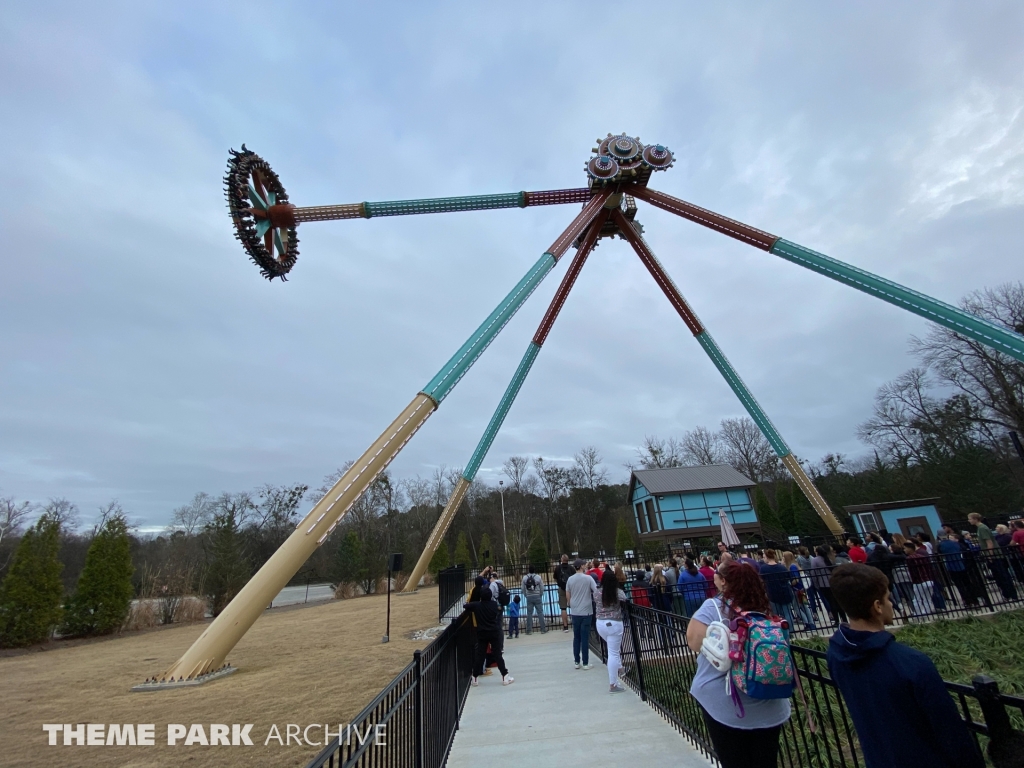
left=473, top=631, right=507, bottom=677
left=817, top=586, right=848, bottom=624
left=702, top=708, right=783, bottom=768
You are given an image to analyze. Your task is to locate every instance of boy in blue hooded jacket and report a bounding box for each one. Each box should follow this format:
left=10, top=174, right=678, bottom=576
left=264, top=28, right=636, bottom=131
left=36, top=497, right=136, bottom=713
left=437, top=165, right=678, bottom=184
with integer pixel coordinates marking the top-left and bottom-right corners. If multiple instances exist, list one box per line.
left=826, top=563, right=982, bottom=768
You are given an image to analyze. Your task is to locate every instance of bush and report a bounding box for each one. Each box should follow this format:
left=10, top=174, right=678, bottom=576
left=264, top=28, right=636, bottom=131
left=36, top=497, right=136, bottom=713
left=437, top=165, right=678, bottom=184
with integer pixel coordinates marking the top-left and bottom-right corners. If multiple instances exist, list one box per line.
left=0, top=515, right=64, bottom=647
left=173, top=596, right=208, bottom=623
left=61, top=514, right=134, bottom=636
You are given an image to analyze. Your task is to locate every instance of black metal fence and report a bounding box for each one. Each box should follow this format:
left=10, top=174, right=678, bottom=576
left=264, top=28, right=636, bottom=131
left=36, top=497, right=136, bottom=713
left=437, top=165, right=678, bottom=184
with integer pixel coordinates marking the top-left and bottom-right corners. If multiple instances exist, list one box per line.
left=445, top=547, right=1024, bottom=634
left=438, top=565, right=467, bottom=623
left=589, top=600, right=1024, bottom=767
left=758, top=549, right=1024, bottom=637
left=304, top=613, right=475, bottom=768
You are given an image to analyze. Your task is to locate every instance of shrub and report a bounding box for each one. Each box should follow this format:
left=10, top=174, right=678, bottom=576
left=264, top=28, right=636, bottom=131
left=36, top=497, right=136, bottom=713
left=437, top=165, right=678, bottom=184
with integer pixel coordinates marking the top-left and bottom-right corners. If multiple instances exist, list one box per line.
left=173, top=596, right=208, bottom=623
left=0, top=515, right=64, bottom=647
left=122, top=600, right=157, bottom=632
left=61, top=514, right=134, bottom=636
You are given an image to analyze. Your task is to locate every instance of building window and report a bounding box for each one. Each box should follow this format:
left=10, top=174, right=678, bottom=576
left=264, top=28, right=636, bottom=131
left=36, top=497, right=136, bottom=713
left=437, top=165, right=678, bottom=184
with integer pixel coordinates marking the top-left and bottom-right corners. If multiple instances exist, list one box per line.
left=645, top=499, right=659, bottom=532
left=635, top=502, right=647, bottom=533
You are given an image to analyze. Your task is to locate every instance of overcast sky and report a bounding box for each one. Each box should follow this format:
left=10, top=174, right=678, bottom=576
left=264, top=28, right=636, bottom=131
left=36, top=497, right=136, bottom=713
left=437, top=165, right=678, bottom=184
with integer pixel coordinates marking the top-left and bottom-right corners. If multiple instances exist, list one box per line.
left=1, top=1, right=1022, bottom=530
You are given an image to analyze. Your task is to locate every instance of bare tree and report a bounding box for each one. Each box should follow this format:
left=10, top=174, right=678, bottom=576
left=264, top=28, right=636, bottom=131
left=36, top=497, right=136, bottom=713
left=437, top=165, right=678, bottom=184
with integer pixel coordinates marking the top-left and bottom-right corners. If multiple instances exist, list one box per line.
left=572, top=446, right=608, bottom=490
left=719, top=417, right=779, bottom=483
left=170, top=492, right=215, bottom=535
left=634, top=435, right=685, bottom=469
left=431, top=465, right=451, bottom=509
left=41, top=497, right=80, bottom=532
left=0, top=496, right=34, bottom=547
left=311, top=461, right=356, bottom=502
left=502, top=456, right=530, bottom=493
left=91, top=500, right=126, bottom=536
left=911, top=282, right=1024, bottom=437
left=681, top=426, right=724, bottom=465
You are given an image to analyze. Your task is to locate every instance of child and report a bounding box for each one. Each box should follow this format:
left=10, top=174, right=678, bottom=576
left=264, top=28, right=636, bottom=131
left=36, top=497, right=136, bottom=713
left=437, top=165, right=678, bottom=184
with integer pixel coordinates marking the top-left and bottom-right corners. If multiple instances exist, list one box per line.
left=826, top=564, right=982, bottom=768
left=507, top=594, right=521, bottom=638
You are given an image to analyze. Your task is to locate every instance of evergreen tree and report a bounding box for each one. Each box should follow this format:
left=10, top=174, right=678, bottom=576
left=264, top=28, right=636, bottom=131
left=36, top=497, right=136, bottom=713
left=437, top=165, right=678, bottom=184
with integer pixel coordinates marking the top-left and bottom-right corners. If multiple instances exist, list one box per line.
left=0, top=515, right=64, bottom=647
left=614, top=517, right=635, bottom=556
left=776, top=482, right=796, bottom=532
left=204, top=510, right=250, bottom=616
left=334, top=530, right=365, bottom=585
left=452, top=532, right=471, bottom=567
left=527, top=522, right=547, bottom=569
left=61, top=514, right=134, bottom=636
left=479, top=533, right=494, bottom=565
left=753, top=484, right=782, bottom=530
left=428, top=540, right=450, bottom=576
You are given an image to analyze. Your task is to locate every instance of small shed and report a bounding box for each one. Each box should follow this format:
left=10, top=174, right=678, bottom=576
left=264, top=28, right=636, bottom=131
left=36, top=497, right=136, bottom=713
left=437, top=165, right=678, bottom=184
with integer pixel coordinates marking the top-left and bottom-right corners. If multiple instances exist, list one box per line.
left=844, top=498, right=942, bottom=540
left=627, top=465, right=760, bottom=545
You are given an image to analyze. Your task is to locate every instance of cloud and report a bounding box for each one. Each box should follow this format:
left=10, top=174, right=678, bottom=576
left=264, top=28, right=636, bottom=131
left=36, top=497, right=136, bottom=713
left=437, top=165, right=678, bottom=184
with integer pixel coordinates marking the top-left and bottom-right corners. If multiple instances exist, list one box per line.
left=1, top=1, right=1022, bottom=525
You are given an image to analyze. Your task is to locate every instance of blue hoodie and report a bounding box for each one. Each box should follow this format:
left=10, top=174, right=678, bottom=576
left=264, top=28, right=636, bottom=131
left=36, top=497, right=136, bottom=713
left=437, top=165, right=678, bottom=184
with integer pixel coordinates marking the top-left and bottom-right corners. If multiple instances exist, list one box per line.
left=827, top=626, right=983, bottom=768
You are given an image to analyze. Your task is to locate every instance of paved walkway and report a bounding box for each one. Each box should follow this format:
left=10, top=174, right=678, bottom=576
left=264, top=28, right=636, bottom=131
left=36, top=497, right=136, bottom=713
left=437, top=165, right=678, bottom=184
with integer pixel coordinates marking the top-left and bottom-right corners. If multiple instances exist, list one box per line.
left=446, top=629, right=712, bottom=767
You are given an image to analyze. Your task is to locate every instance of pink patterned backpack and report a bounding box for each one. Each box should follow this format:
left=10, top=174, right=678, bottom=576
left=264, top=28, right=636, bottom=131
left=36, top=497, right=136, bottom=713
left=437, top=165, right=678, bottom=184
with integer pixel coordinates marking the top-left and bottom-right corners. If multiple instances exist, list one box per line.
left=727, top=611, right=795, bottom=705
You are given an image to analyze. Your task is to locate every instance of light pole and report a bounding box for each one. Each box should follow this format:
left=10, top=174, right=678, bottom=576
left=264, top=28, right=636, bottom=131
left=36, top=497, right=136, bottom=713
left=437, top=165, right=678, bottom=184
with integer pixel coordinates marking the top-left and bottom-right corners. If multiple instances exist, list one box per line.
left=498, top=480, right=508, bottom=562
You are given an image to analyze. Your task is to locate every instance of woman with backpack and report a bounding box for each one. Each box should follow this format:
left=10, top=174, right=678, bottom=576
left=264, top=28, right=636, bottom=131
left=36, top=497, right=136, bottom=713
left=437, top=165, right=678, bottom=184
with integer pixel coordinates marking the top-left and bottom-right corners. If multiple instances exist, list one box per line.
left=685, top=560, right=791, bottom=768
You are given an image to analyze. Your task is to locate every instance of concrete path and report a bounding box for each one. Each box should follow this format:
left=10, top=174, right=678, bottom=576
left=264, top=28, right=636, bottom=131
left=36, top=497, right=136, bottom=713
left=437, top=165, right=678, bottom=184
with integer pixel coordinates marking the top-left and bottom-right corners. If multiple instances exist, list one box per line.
left=446, top=629, right=712, bottom=767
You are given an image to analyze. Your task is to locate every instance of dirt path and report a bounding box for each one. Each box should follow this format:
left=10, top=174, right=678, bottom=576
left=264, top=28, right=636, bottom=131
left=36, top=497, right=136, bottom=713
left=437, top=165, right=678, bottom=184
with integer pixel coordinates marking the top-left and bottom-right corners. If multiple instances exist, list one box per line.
left=1, top=588, right=440, bottom=768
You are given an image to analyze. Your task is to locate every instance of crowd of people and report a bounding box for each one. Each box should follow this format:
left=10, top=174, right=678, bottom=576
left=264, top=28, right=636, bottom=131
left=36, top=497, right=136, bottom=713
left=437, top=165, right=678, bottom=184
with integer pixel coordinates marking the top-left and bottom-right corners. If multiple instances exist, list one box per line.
left=457, top=518, right=1024, bottom=766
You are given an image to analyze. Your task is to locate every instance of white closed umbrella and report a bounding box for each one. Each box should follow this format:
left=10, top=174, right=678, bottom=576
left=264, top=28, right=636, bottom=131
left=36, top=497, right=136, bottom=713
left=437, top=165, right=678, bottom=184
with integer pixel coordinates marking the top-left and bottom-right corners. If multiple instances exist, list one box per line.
left=719, top=509, right=741, bottom=547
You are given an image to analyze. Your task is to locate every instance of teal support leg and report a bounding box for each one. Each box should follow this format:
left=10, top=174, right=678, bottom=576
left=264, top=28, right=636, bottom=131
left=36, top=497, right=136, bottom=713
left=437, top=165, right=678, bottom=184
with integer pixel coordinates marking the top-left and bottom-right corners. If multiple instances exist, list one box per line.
left=695, top=332, right=789, bottom=457
left=770, top=239, right=1024, bottom=362
left=463, top=342, right=541, bottom=480
left=421, top=253, right=555, bottom=404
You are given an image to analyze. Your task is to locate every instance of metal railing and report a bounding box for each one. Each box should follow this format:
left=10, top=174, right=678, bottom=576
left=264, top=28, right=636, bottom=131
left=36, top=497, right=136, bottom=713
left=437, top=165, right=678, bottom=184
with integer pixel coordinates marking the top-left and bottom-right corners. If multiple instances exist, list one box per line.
left=304, top=613, right=475, bottom=768
left=438, top=565, right=467, bottom=622
left=589, top=600, right=1024, bottom=767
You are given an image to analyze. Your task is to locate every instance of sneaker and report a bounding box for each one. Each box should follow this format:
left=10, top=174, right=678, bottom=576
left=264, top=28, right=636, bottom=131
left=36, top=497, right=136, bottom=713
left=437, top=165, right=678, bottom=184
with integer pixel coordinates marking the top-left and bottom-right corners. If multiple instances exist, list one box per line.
left=574, top=662, right=581, bottom=669
left=610, top=684, right=625, bottom=694
left=471, top=678, right=479, bottom=687
left=582, top=664, right=593, bottom=670
left=562, top=626, right=570, bottom=632
left=502, top=675, right=515, bottom=686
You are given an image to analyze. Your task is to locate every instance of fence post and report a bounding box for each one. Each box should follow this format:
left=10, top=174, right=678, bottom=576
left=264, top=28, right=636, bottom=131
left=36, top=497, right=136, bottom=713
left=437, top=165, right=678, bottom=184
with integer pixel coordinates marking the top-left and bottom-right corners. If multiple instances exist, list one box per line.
left=627, top=603, right=648, bottom=702
left=414, top=650, right=424, bottom=768
left=971, top=674, right=1016, bottom=759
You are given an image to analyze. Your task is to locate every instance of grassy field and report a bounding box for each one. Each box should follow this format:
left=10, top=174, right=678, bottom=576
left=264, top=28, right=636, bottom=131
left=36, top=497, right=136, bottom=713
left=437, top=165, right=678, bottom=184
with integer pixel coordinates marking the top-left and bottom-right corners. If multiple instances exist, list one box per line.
left=0, top=587, right=440, bottom=768
left=795, top=609, right=1024, bottom=695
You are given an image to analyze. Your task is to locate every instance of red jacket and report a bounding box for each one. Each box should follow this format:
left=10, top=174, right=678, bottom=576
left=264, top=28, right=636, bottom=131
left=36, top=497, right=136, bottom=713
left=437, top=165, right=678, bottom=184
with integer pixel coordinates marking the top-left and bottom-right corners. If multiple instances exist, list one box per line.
left=848, top=546, right=867, bottom=564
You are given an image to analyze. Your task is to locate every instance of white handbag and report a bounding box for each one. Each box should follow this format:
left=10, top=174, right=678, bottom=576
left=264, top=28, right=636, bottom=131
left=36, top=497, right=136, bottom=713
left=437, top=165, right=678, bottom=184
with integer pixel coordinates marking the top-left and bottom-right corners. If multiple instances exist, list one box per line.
left=700, top=600, right=732, bottom=673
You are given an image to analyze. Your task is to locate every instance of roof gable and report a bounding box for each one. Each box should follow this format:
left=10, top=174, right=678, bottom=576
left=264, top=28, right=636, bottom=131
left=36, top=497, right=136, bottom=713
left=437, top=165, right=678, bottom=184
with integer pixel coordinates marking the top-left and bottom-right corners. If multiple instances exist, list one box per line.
left=631, top=465, right=755, bottom=495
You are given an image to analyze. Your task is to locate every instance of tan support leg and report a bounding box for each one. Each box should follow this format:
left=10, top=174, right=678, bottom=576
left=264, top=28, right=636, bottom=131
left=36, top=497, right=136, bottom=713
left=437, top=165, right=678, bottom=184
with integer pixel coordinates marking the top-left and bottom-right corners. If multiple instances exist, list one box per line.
left=780, top=453, right=845, bottom=536
left=403, top=476, right=471, bottom=593
left=154, top=394, right=436, bottom=683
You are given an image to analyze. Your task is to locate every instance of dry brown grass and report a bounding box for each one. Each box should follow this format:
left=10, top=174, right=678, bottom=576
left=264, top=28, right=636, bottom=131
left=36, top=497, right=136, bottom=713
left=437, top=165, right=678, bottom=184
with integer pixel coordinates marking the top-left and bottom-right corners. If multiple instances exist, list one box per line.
left=1, top=586, right=440, bottom=768
left=333, top=582, right=357, bottom=599
left=122, top=600, right=158, bottom=632
left=173, top=596, right=207, bottom=624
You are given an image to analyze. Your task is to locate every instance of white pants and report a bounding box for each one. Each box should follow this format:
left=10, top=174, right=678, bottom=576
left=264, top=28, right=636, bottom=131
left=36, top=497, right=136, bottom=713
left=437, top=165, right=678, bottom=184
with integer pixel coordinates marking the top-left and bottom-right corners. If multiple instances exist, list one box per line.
left=596, top=618, right=624, bottom=686
left=912, top=581, right=934, bottom=615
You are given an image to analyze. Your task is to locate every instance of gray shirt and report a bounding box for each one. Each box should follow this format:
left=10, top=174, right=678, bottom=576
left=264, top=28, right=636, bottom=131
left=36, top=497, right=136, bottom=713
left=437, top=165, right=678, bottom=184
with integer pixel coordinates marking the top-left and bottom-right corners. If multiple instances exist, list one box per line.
left=565, top=572, right=594, bottom=615
left=689, top=597, right=791, bottom=729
